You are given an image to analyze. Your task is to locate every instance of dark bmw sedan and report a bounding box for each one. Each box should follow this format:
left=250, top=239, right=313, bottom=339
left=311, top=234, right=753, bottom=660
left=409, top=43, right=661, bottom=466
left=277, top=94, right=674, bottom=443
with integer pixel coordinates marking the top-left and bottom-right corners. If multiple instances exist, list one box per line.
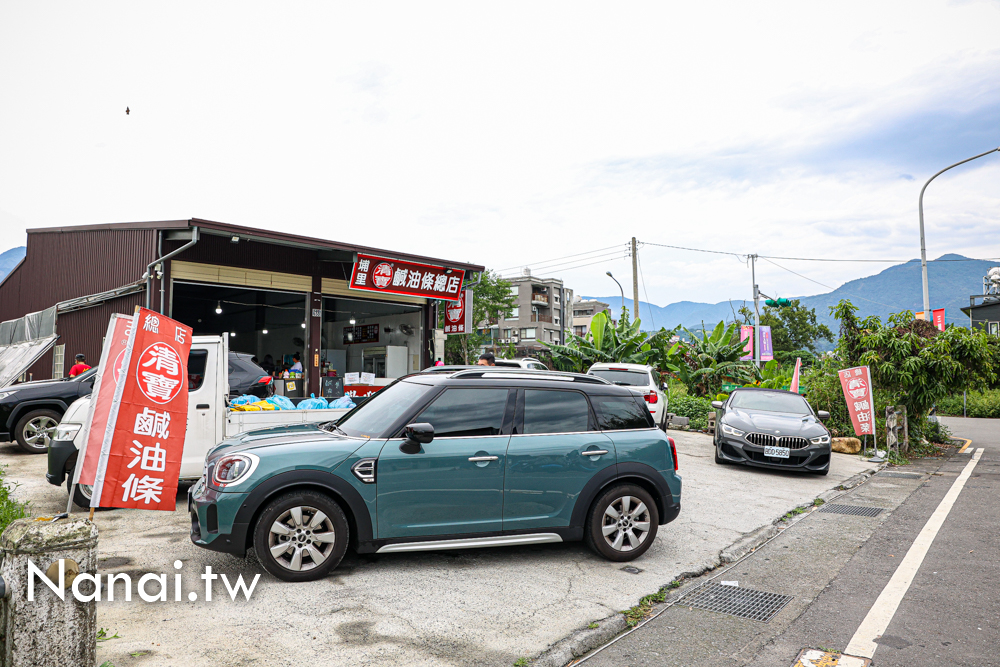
left=712, top=388, right=831, bottom=475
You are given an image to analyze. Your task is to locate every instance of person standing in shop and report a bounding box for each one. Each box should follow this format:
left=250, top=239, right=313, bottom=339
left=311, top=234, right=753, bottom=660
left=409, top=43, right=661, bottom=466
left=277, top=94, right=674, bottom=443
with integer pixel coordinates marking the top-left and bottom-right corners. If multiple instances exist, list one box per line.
left=290, top=352, right=303, bottom=373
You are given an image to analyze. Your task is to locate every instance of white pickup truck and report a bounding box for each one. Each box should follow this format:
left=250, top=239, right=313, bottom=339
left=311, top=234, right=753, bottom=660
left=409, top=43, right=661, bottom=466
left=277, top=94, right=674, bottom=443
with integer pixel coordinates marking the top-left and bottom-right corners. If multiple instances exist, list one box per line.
left=46, top=335, right=355, bottom=508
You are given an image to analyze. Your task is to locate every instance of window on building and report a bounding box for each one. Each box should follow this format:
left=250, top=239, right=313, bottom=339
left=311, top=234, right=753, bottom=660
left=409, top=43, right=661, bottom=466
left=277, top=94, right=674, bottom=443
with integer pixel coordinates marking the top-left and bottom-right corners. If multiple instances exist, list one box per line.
left=503, top=329, right=512, bottom=338
left=511, top=307, right=519, bottom=318
left=52, top=344, right=65, bottom=379
left=554, top=316, right=560, bottom=325
left=574, top=325, right=586, bottom=336
left=520, top=328, right=536, bottom=339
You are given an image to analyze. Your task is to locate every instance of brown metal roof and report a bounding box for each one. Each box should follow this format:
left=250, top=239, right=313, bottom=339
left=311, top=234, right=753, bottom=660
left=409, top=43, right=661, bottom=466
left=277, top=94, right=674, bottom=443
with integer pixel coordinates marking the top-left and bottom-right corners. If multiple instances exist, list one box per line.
left=26, top=218, right=485, bottom=272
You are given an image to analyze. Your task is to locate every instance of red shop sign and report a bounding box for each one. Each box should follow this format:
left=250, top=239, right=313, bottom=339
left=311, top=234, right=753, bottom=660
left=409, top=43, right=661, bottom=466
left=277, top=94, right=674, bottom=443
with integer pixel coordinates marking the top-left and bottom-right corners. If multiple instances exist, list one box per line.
left=444, top=289, right=473, bottom=335
left=90, top=308, right=193, bottom=511
left=349, top=253, right=464, bottom=301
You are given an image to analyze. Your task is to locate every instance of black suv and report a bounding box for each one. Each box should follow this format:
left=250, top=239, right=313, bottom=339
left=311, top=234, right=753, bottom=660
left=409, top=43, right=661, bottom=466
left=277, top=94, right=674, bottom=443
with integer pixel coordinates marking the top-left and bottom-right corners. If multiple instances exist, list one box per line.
left=0, top=367, right=98, bottom=453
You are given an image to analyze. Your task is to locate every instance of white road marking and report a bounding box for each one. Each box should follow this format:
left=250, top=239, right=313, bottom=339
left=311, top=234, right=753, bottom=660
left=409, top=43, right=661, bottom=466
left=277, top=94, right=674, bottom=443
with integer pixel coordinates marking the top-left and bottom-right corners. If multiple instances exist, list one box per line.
left=844, top=448, right=984, bottom=658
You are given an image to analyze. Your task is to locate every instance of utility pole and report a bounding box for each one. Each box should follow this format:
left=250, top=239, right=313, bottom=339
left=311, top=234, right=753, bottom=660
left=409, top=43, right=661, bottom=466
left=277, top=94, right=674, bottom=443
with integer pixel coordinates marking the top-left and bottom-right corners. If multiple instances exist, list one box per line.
left=750, top=254, right=760, bottom=368
left=631, top=237, right=640, bottom=324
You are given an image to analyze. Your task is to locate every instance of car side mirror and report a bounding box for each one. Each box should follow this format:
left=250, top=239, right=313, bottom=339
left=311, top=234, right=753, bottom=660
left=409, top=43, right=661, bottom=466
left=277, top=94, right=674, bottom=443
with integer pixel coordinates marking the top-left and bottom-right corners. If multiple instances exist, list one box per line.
left=711, top=400, right=724, bottom=409
left=817, top=410, right=830, bottom=421
left=404, top=422, right=434, bottom=445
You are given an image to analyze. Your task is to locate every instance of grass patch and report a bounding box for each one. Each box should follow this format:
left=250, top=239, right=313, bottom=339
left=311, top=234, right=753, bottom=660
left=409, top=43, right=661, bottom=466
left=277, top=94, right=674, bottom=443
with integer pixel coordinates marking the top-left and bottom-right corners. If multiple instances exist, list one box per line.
left=513, top=658, right=530, bottom=667
left=96, top=628, right=120, bottom=643
left=0, top=464, right=30, bottom=533
left=813, top=498, right=825, bottom=506
left=587, top=622, right=599, bottom=629
left=621, top=580, right=684, bottom=626
left=781, top=507, right=808, bottom=521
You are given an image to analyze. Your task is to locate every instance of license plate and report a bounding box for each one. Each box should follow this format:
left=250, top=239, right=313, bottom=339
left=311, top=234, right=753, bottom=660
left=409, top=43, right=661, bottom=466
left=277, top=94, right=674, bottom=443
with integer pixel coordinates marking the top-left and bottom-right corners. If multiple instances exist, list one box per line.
left=764, top=445, right=790, bottom=459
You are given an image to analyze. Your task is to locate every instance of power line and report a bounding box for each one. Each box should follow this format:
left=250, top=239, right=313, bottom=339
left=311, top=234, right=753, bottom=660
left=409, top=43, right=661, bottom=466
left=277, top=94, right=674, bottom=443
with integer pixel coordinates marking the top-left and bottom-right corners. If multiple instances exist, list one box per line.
left=759, top=256, right=910, bottom=312
left=496, top=244, right=627, bottom=272
left=534, top=254, right=631, bottom=276
left=640, top=240, right=1000, bottom=263
left=500, top=249, right=629, bottom=278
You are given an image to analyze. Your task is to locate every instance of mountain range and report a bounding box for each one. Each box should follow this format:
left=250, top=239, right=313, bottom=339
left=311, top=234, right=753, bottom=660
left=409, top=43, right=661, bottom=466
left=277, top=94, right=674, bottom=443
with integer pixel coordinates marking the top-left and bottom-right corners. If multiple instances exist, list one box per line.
left=0, top=246, right=25, bottom=283
left=584, top=254, right=995, bottom=333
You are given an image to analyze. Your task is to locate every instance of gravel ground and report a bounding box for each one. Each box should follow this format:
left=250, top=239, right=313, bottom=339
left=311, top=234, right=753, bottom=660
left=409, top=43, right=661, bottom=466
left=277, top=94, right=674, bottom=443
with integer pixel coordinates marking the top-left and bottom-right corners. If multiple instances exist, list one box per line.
left=0, top=432, right=876, bottom=667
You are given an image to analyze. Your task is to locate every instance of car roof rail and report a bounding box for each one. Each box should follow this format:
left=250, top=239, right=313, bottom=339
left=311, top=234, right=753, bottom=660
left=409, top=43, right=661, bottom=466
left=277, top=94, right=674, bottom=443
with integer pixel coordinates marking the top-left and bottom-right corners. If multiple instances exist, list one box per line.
left=448, top=368, right=611, bottom=384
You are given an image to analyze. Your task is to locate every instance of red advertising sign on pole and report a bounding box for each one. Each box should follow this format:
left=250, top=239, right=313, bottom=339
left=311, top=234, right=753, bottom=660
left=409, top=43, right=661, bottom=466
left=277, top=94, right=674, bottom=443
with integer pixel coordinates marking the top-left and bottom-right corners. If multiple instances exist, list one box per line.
left=444, top=289, right=473, bottom=335
left=932, top=308, right=945, bottom=332
left=76, top=314, right=133, bottom=486
left=838, top=366, right=877, bottom=439
left=91, top=308, right=193, bottom=511
left=349, top=253, right=464, bottom=301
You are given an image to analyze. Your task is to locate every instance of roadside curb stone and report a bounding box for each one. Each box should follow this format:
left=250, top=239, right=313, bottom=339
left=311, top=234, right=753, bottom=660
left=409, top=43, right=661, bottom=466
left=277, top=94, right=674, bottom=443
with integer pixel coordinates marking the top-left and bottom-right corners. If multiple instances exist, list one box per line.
left=531, top=464, right=883, bottom=667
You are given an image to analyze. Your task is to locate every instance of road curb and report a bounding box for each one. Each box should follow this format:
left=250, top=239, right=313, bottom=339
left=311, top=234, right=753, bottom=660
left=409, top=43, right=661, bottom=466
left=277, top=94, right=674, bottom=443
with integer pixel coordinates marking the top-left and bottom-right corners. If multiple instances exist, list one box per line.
left=531, top=467, right=882, bottom=667
left=720, top=524, right=779, bottom=564
left=531, top=614, right=629, bottom=667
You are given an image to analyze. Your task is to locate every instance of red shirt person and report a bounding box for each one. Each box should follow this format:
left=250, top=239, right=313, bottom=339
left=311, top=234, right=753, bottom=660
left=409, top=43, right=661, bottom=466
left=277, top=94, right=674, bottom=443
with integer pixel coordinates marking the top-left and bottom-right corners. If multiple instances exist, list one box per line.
left=68, top=353, right=91, bottom=377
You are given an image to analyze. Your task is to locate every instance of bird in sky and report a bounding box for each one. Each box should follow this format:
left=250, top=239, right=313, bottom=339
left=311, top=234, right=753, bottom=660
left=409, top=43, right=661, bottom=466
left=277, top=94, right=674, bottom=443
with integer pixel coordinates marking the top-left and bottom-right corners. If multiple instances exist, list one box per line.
left=125, top=107, right=130, bottom=115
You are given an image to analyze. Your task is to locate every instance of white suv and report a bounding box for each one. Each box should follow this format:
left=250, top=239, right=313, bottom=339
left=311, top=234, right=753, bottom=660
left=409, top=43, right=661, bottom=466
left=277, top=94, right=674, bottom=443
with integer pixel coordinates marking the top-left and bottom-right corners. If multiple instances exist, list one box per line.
left=494, top=357, right=549, bottom=371
left=586, top=362, right=668, bottom=429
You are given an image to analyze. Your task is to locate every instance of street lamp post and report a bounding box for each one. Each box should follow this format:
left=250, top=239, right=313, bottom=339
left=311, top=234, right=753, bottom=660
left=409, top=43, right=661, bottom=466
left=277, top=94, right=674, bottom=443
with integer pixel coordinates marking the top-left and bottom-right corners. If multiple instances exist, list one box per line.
left=606, top=271, right=626, bottom=321
left=918, top=147, right=1000, bottom=316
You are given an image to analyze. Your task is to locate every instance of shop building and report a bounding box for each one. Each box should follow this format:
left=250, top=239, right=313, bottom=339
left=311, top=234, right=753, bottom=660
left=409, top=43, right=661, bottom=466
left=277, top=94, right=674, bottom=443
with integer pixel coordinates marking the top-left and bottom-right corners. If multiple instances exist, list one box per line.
left=0, top=219, right=482, bottom=396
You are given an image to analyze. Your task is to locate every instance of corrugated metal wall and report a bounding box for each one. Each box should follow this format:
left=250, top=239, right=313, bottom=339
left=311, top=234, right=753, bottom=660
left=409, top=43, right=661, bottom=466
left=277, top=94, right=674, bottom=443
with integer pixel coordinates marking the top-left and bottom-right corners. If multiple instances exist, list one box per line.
left=0, top=228, right=157, bottom=321
left=0, top=228, right=156, bottom=380
left=166, top=234, right=319, bottom=277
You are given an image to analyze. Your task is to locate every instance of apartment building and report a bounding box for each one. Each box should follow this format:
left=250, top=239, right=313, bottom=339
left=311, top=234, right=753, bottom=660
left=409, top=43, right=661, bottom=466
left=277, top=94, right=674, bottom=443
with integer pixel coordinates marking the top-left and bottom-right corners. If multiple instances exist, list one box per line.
left=571, top=297, right=612, bottom=337
left=493, top=270, right=573, bottom=352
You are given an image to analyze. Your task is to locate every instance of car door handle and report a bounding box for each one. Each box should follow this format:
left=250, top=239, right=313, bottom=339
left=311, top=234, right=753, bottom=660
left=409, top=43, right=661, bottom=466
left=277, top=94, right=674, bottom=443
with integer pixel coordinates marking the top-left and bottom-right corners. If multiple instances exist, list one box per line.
left=468, top=456, right=499, bottom=462
left=584, top=450, right=609, bottom=457
left=196, top=404, right=210, bottom=410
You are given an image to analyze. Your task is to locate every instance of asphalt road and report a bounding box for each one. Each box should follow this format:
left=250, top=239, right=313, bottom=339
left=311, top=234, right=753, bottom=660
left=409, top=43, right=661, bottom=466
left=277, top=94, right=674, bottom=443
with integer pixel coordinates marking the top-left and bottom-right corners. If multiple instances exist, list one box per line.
left=0, top=432, right=875, bottom=667
left=580, top=417, right=997, bottom=667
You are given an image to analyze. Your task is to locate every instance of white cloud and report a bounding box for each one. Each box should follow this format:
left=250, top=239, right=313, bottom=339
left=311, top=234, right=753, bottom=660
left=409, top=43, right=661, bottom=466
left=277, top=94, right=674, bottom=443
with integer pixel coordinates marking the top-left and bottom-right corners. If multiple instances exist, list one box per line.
left=0, top=1, right=998, bottom=305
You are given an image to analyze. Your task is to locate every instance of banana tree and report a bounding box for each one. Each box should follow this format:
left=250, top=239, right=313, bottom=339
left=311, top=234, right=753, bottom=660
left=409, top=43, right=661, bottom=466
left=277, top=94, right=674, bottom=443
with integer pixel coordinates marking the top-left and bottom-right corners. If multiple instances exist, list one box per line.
left=548, top=311, right=663, bottom=372
left=657, top=321, right=758, bottom=396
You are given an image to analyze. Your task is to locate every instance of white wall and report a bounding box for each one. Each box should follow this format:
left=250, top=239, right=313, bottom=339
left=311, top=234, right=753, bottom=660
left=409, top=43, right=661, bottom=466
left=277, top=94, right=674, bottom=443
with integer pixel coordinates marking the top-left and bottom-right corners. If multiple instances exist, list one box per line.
left=324, top=310, right=423, bottom=376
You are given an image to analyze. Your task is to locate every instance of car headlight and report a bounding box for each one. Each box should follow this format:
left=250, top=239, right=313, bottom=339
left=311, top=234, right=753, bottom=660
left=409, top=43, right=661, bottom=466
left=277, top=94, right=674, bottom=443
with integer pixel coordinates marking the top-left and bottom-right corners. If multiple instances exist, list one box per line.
left=212, top=453, right=260, bottom=488
left=54, top=423, right=82, bottom=441
left=721, top=423, right=745, bottom=437
left=810, top=434, right=831, bottom=445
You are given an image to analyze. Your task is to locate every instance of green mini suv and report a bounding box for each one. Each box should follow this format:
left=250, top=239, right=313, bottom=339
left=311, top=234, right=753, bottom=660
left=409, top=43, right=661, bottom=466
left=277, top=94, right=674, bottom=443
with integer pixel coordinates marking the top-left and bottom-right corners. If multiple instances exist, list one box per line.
left=189, top=368, right=682, bottom=582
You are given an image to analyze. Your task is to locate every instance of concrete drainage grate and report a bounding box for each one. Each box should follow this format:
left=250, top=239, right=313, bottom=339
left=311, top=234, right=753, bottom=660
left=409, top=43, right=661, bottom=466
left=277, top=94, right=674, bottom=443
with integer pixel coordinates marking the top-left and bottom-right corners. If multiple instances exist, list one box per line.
left=684, top=582, right=792, bottom=622
left=818, top=504, right=885, bottom=517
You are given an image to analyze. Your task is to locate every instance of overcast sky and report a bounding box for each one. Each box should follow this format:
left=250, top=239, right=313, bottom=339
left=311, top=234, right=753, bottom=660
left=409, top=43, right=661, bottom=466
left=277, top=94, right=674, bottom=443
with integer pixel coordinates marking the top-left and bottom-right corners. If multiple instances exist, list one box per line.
left=1, top=1, right=998, bottom=307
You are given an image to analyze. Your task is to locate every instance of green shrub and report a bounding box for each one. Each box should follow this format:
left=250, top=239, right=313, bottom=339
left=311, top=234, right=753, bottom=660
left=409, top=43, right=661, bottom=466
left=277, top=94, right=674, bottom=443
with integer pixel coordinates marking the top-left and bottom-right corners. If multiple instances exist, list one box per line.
left=936, top=390, right=1000, bottom=418
left=669, top=395, right=714, bottom=430
left=0, top=465, right=30, bottom=533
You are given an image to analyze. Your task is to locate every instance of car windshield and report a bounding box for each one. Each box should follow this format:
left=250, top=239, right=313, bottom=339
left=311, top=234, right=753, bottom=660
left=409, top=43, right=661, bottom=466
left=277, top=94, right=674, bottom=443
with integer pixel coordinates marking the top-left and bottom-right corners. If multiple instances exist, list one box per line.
left=588, top=369, right=650, bottom=387
left=334, top=380, right=435, bottom=439
left=730, top=391, right=812, bottom=415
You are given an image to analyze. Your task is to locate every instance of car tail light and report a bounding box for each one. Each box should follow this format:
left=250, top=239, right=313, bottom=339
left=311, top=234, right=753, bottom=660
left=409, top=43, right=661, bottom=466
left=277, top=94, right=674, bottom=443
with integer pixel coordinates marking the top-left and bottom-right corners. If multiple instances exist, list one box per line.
left=610, top=367, right=627, bottom=371
left=668, top=436, right=678, bottom=471
left=644, top=391, right=658, bottom=404
left=257, top=376, right=272, bottom=384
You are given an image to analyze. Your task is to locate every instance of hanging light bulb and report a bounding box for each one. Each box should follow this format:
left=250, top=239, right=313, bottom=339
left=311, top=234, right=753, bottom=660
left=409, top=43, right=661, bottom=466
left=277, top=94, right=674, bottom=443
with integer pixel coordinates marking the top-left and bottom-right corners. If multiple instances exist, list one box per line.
left=301, top=322, right=306, bottom=329
left=349, top=316, right=356, bottom=325
left=215, top=301, right=222, bottom=314
left=229, top=332, right=235, bottom=338
left=262, top=329, right=268, bottom=334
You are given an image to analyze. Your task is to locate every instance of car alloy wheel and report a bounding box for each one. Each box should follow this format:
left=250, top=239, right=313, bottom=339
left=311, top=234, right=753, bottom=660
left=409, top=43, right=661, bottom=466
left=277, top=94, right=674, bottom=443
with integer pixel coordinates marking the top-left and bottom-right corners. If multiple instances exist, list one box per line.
left=14, top=409, right=61, bottom=453
left=268, top=505, right=338, bottom=572
left=602, top=495, right=651, bottom=552
left=585, top=483, right=659, bottom=562
left=253, top=490, right=349, bottom=582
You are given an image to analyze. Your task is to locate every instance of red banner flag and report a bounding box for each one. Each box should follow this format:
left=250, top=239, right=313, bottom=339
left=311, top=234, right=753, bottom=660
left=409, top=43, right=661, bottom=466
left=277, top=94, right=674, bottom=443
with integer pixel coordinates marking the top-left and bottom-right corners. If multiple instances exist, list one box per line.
left=838, top=366, right=877, bottom=438
left=91, top=308, right=193, bottom=510
left=77, top=314, right=133, bottom=486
